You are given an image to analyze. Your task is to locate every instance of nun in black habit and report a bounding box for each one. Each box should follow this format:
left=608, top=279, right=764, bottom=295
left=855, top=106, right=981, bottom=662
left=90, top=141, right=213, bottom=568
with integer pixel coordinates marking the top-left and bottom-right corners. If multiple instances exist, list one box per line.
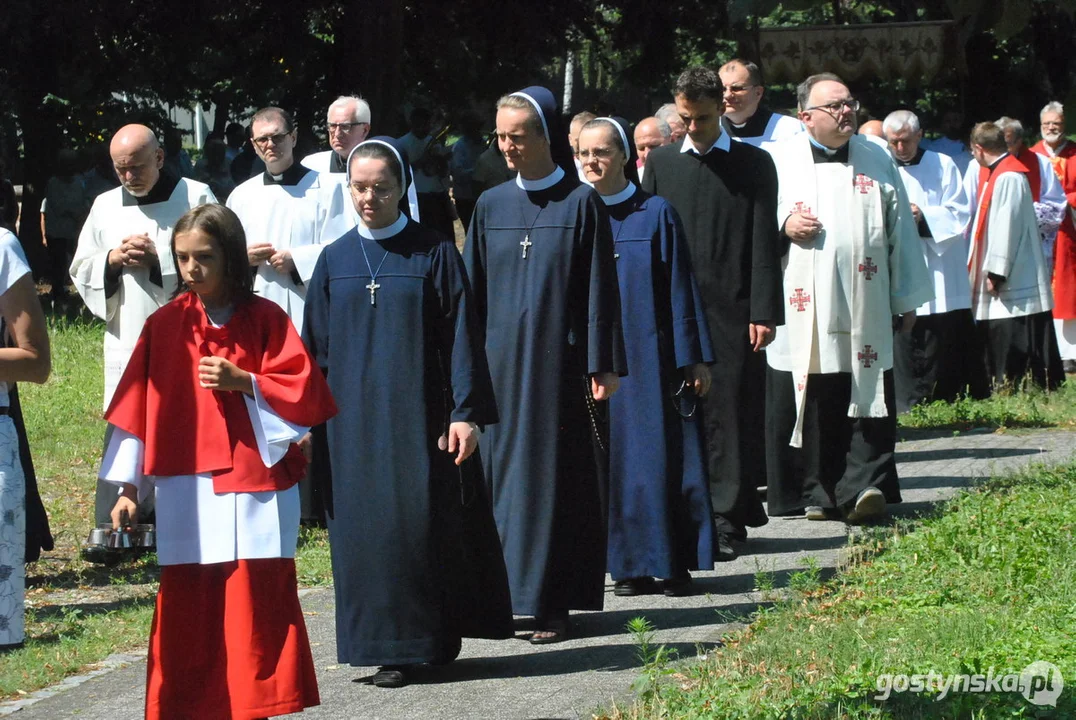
left=463, top=87, right=626, bottom=643
left=304, top=137, right=512, bottom=689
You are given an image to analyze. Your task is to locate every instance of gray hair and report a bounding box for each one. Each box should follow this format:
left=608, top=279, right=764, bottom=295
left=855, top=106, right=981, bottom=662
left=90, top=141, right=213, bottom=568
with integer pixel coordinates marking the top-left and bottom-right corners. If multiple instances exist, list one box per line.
left=995, top=116, right=1024, bottom=136
left=1041, top=101, right=1065, bottom=121
left=655, top=104, right=679, bottom=125
left=796, top=73, right=845, bottom=112
left=328, top=95, right=371, bottom=124
left=883, top=110, right=921, bottom=136
left=653, top=117, right=672, bottom=140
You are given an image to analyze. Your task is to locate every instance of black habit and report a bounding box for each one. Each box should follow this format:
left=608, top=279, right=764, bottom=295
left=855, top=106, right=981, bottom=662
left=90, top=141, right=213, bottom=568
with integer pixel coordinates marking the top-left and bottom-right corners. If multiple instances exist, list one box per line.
left=641, top=138, right=783, bottom=536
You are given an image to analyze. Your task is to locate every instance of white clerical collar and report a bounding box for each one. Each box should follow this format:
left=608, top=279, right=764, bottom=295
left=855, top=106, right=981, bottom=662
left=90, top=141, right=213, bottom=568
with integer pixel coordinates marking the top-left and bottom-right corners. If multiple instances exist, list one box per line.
left=358, top=212, right=409, bottom=240
left=681, top=131, right=731, bottom=156
left=1045, top=140, right=1070, bottom=158
left=598, top=181, right=637, bottom=206
left=516, top=165, right=565, bottom=191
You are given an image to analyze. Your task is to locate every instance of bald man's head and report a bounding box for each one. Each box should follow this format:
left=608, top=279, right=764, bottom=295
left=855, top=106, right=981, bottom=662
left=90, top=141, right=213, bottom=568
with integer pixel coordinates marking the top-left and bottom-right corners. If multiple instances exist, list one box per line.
left=858, top=119, right=884, bottom=138
left=633, top=117, right=671, bottom=168
left=110, top=124, right=164, bottom=197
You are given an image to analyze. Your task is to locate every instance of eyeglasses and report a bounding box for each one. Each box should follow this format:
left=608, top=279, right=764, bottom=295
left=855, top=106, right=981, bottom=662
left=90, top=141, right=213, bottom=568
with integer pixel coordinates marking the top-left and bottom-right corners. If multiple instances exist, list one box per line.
left=1042, top=121, right=1064, bottom=128
left=725, top=84, right=756, bottom=94
left=328, top=122, right=367, bottom=133
left=349, top=183, right=397, bottom=199
left=804, top=99, right=860, bottom=116
left=253, top=132, right=291, bottom=148
left=577, top=147, right=617, bottom=161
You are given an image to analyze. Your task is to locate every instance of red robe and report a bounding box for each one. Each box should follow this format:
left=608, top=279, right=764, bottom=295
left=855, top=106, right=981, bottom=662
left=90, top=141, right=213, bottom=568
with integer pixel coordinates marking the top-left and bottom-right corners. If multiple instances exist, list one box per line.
left=1031, top=140, right=1076, bottom=319
left=106, top=291, right=337, bottom=492
left=104, top=291, right=337, bottom=720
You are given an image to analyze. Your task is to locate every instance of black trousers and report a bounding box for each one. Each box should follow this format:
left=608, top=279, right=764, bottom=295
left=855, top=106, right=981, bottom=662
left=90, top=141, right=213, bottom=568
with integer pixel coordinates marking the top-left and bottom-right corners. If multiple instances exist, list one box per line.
left=766, top=368, right=900, bottom=516
left=417, top=191, right=457, bottom=241
left=893, top=309, right=988, bottom=413
left=978, top=311, right=1064, bottom=391
left=46, top=236, right=74, bottom=299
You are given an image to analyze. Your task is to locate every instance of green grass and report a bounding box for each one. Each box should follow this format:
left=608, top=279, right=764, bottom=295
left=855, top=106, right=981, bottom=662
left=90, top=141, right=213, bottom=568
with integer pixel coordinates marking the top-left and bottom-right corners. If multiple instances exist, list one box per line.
left=601, top=462, right=1076, bottom=719
left=898, top=381, right=1076, bottom=432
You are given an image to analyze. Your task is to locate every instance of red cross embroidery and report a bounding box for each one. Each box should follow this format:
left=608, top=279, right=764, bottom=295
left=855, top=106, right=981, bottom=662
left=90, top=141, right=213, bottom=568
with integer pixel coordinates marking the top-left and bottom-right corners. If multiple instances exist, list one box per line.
left=854, top=174, right=874, bottom=193
left=789, top=288, right=811, bottom=312
left=792, top=202, right=813, bottom=215
left=858, top=257, right=878, bottom=280
left=858, top=345, right=878, bottom=368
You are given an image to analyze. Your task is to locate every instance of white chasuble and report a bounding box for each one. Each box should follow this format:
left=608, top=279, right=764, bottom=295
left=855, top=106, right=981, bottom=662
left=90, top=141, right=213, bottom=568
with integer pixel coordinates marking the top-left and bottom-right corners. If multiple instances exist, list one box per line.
left=70, top=179, right=217, bottom=409
left=227, top=170, right=346, bottom=335
left=768, top=135, right=931, bottom=447
left=898, top=150, right=972, bottom=314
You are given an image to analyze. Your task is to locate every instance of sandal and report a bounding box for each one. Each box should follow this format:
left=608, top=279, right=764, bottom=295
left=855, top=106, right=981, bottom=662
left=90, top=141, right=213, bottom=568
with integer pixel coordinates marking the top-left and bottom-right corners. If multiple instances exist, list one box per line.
left=530, top=613, right=572, bottom=645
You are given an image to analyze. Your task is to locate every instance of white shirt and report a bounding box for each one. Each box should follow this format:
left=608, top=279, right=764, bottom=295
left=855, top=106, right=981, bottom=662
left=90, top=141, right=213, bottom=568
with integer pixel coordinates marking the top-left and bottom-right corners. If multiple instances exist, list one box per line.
left=0, top=230, right=32, bottom=407
left=681, top=132, right=731, bottom=156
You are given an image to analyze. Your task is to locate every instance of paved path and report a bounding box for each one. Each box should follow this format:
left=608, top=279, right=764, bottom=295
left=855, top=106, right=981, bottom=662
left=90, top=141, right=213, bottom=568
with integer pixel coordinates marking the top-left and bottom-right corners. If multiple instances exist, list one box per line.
left=7, top=429, right=1075, bottom=720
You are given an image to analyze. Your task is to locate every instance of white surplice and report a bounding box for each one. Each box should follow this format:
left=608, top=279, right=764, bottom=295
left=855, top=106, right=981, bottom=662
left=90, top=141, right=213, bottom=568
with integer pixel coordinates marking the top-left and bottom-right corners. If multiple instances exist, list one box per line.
left=227, top=168, right=348, bottom=334
left=767, top=134, right=932, bottom=446
left=897, top=150, right=972, bottom=314
left=968, top=171, right=1053, bottom=321
left=727, top=112, right=804, bottom=154
left=99, top=379, right=308, bottom=566
left=70, top=179, right=217, bottom=409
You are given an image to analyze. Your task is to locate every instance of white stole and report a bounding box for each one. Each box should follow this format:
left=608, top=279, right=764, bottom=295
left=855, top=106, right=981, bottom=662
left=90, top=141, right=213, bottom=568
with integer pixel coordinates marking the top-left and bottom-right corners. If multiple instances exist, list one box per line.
left=777, top=139, right=890, bottom=447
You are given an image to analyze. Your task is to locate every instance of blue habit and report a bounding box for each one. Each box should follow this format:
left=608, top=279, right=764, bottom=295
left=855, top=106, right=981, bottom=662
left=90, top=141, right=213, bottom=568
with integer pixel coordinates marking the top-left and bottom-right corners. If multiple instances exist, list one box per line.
left=605, top=186, right=717, bottom=581
left=464, top=170, right=626, bottom=616
left=304, top=218, right=512, bottom=667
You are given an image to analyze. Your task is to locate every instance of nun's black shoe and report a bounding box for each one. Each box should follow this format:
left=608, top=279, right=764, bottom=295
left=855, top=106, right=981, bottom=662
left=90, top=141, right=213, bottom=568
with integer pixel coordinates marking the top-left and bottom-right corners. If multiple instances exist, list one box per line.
left=662, top=574, right=693, bottom=597
left=372, top=666, right=408, bottom=688
left=613, top=577, right=660, bottom=596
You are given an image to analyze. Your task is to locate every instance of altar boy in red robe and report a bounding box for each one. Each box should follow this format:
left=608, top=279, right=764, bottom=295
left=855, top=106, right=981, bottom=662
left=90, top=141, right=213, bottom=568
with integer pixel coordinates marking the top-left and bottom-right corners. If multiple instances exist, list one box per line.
left=100, top=203, right=337, bottom=720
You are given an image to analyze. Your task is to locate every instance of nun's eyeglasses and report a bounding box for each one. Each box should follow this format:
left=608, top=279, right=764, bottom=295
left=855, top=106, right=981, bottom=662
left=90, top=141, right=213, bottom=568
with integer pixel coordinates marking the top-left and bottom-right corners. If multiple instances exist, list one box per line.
left=578, top=147, right=616, bottom=161
left=349, top=183, right=396, bottom=199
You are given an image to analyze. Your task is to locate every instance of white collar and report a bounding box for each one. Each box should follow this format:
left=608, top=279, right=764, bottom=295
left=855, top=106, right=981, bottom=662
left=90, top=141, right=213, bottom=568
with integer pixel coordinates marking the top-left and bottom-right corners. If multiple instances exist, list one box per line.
left=1044, top=140, right=1069, bottom=158
left=516, top=165, right=565, bottom=191
left=598, top=181, right=637, bottom=206
left=358, top=212, right=409, bottom=240
left=681, top=131, right=731, bottom=156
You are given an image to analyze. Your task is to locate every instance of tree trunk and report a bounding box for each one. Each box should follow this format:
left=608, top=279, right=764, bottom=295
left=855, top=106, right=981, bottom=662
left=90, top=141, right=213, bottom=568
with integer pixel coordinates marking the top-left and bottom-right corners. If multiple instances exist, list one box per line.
left=563, top=50, right=575, bottom=115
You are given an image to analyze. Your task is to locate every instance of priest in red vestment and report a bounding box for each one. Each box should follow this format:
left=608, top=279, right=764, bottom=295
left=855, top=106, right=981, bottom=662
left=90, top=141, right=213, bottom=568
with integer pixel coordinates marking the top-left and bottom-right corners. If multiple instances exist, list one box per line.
left=1031, top=101, right=1076, bottom=369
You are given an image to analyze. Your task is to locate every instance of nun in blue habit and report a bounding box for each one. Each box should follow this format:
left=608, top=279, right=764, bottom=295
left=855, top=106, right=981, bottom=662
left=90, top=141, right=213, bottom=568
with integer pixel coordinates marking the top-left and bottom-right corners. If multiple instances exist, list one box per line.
left=304, top=137, right=512, bottom=689
left=464, top=87, right=627, bottom=643
left=576, top=117, right=717, bottom=596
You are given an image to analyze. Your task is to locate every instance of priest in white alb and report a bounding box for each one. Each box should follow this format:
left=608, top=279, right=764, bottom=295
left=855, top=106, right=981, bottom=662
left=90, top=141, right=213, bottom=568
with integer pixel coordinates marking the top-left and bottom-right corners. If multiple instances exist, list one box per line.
left=966, top=122, right=1062, bottom=390
left=883, top=110, right=984, bottom=411
left=70, top=123, right=216, bottom=539
left=764, top=74, right=931, bottom=524
left=226, top=107, right=347, bottom=336
left=301, top=95, right=420, bottom=226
